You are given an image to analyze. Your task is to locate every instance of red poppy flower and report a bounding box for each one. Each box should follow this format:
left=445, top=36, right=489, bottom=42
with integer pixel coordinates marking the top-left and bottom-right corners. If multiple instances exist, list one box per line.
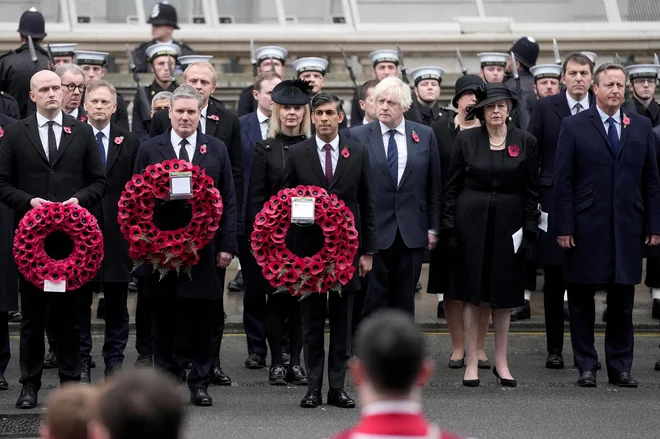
left=337, top=270, right=351, bottom=285
left=508, top=144, right=520, bottom=158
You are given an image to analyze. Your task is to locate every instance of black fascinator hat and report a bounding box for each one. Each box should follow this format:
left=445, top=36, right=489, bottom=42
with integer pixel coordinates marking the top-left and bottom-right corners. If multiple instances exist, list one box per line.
left=466, top=83, right=518, bottom=120
left=271, top=79, right=313, bottom=106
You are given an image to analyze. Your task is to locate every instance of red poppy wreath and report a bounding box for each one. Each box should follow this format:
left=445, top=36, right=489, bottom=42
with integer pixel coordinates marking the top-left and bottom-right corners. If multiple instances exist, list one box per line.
left=251, top=185, right=359, bottom=297
left=13, top=203, right=104, bottom=291
left=117, top=159, right=223, bottom=280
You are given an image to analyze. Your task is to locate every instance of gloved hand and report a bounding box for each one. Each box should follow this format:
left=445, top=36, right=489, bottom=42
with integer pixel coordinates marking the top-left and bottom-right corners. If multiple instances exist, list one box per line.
left=516, top=231, right=536, bottom=260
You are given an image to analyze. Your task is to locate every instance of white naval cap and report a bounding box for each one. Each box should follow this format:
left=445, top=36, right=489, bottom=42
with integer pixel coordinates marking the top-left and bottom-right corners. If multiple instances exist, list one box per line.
left=145, top=42, right=181, bottom=61
left=178, top=55, right=213, bottom=66
left=530, top=64, right=562, bottom=80
left=627, top=64, right=659, bottom=80
left=581, top=52, right=598, bottom=64
left=293, top=57, right=328, bottom=75
left=410, top=66, right=444, bottom=85
left=254, top=46, right=288, bottom=63
left=369, top=49, right=400, bottom=67
left=477, top=52, right=509, bottom=67
left=49, top=43, right=77, bottom=56
left=75, top=50, right=108, bottom=66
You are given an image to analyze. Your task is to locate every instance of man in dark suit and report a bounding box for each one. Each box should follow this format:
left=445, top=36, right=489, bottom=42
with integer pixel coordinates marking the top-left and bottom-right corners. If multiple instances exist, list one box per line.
left=238, top=71, right=281, bottom=368
left=555, top=63, right=660, bottom=388
left=236, top=46, right=287, bottom=116
left=350, top=80, right=380, bottom=129
left=283, top=92, right=377, bottom=409
left=0, top=70, right=107, bottom=408
left=528, top=52, right=595, bottom=369
left=134, top=85, right=237, bottom=406
left=347, top=76, right=442, bottom=317
left=76, top=80, right=139, bottom=382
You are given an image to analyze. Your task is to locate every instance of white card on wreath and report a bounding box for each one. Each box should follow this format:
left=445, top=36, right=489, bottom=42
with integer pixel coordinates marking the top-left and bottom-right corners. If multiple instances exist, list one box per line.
left=44, top=279, right=66, bottom=292
left=291, top=197, right=315, bottom=225
left=170, top=171, right=193, bottom=199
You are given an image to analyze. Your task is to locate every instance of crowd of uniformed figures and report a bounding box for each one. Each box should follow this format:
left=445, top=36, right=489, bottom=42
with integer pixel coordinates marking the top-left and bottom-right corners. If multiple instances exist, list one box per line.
left=0, top=4, right=658, bottom=409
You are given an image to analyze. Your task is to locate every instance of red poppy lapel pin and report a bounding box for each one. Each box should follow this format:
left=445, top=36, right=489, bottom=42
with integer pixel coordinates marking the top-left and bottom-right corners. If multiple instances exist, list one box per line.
left=80, top=115, right=87, bottom=123
left=341, top=145, right=350, bottom=159
left=508, top=144, right=520, bottom=158
left=114, top=136, right=124, bottom=145
left=412, top=130, right=420, bottom=143
left=208, top=115, right=219, bottom=121
left=622, top=115, right=630, bottom=128
left=0, top=127, right=4, bottom=138
left=63, top=126, right=72, bottom=135
left=200, top=144, right=207, bottom=155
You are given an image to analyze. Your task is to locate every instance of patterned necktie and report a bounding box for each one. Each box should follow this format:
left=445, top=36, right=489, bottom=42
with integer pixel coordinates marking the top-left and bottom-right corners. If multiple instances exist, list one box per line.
left=179, top=138, right=190, bottom=162
left=607, top=117, right=620, bottom=154
left=95, top=131, right=106, bottom=167
left=323, top=144, right=333, bottom=184
left=574, top=103, right=583, bottom=114
left=387, top=129, right=399, bottom=184
left=47, top=121, right=57, bottom=165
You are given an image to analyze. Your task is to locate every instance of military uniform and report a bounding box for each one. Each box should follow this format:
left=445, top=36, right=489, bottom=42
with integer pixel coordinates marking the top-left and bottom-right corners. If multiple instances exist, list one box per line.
left=0, top=92, right=19, bottom=120
left=237, top=46, right=288, bottom=116
left=133, top=39, right=194, bottom=73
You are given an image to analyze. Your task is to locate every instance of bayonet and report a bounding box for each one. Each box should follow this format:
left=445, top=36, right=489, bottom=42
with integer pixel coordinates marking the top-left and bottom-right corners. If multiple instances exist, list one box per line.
left=167, top=56, right=176, bottom=85
left=552, top=39, right=561, bottom=65
left=340, top=45, right=358, bottom=88
left=510, top=51, right=519, bottom=80
left=269, top=55, right=275, bottom=73
left=45, top=43, right=56, bottom=71
left=396, top=43, right=409, bottom=84
left=615, top=53, right=621, bottom=64
left=27, top=36, right=38, bottom=65
left=654, top=53, right=659, bottom=66
left=249, top=39, right=257, bottom=77
left=456, top=47, right=468, bottom=75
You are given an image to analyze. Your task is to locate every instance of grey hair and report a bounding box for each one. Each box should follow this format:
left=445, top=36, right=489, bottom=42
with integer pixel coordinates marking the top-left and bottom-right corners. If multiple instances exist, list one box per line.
left=372, top=76, right=413, bottom=111
left=151, top=91, right=173, bottom=108
left=170, top=85, right=203, bottom=109
left=594, top=63, right=627, bottom=86
left=55, top=63, right=85, bottom=80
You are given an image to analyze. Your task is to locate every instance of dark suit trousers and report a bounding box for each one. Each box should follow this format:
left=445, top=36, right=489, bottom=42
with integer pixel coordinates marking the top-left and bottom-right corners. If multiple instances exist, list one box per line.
left=19, top=277, right=80, bottom=388
left=0, top=312, right=10, bottom=375
left=79, top=282, right=129, bottom=368
left=211, top=268, right=226, bottom=367
left=567, top=283, right=634, bottom=378
left=134, top=275, right=153, bottom=356
left=152, top=297, right=214, bottom=391
left=239, top=235, right=267, bottom=356
left=364, top=230, right=424, bottom=317
left=543, top=265, right=565, bottom=354
left=644, top=256, right=660, bottom=288
left=301, top=291, right=354, bottom=390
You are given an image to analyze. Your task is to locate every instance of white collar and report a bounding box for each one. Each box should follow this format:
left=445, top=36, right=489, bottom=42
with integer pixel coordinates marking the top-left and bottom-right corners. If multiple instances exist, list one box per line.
left=565, top=91, right=589, bottom=111
left=315, top=134, right=339, bottom=151
left=89, top=121, right=111, bottom=139
left=201, top=105, right=208, bottom=118
left=362, top=401, right=422, bottom=417
left=170, top=129, right=197, bottom=150
left=36, top=111, right=63, bottom=127
left=597, top=106, right=622, bottom=125
left=379, top=118, right=406, bottom=136
left=256, top=108, right=270, bottom=124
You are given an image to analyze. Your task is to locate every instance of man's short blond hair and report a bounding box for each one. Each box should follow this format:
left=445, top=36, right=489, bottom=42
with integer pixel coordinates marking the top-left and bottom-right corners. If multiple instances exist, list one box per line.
left=44, top=384, right=100, bottom=439
left=85, top=79, right=117, bottom=102
left=182, top=62, right=217, bottom=85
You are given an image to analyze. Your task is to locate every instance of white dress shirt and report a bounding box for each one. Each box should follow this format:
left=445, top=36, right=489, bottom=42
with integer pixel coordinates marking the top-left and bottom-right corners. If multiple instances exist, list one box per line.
left=597, top=106, right=621, bottom=139
left=199, top=105, right=208, bottom=133
left=566, top=91, right=590, bottom=115
left=89, top=122, right=111, bottom=160
left=316, top=134, right=340, bottom=175
left=362, top=117, right=370, bottom=126
left=170, top=130, right=197, bottom=160
left=36, top=111, right=63, bottom=160
left=67, top=107, right=79, bottom=119
left=256, top=108, right=270, bottom=140
left=379, top=119, right=407, bottom=185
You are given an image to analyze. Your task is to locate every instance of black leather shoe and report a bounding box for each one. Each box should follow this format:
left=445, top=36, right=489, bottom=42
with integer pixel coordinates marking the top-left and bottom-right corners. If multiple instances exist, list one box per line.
left=300, top=388, right=322, bottom=408
left=462, top=378, right=480, bottom=387
left=134, top=354, right=153, bottom=367
left=327, top=388, right=356, bottom=408
left=545, top=353, right=564, bottom=369
left=0, top=374, right=8, bottom=390
left=128, top=281, right=138, bottom=292
left=105, top=363, right=122, bottom=377
left=269, top=365, right=287, bottom=385
left=510, top=300, right=531, bottom=321
left=609, top=372, right=638, bottom=388
left=448, top=356, right=465, bottom=369
left=80, top=362, right=91, bottom=384
left=245, top=353, right=266, bottom=369
left=478, top=359, right=491, bottom=369
left=8, top=310, right=21, bottom=323
left=493, top=367, right=517, bottom=387
left=227, top=271, right=244, bottom=292
left=16, top=385, right=37, bottom=409
left=577, top=371, right=597, bottom=387
left=210, top=366, right=232, bottom=386
left=96, top=297, right=106, bottom=319
left=43, top=350, right=58, bottom=369
left=190, top=388, right=213, bottom=406
left=286, top=365, right=307, bottom=385
left=437, top=301, right=445, bottom=319
left=652, top=299, right=660, bottom=320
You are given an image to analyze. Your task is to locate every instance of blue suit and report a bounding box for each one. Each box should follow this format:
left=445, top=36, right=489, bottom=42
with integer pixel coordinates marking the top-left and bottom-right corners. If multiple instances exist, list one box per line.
left=554, top=104, right=660, bottom=377
left=347, top=120, right=442, bottom=315
left=238, top=111, right=268, bottom=357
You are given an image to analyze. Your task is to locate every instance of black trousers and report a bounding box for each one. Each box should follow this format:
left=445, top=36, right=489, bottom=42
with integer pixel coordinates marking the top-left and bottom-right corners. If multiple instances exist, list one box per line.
left=567, top=283, right=634, bottom=379
left=645, top=256, right=660, bottom=288
left=301, top=291, right=354, bottom=390
left=364, top=230, right=424, bottom=317
left=19, top=277, right=80, bottom=389
left=239, top=235, right=267, bottom=356
left=152, top=297, right=215, bottom=391
left=134, top=275, right=153, bottom=356
left=543, top=265, right=565, bottom=354
left=79, top=282, right=129, bottom=368
left=0, top=312, right=10, bottom=375
left=524, top=259, right=537, bottom=292
left=266, top=293, right=302, bottom=367
left=210, top=269, right=226, bottom=368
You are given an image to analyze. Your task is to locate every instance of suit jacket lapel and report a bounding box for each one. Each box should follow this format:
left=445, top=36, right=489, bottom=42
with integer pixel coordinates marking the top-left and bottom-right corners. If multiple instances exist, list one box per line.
left=329, top=137, right=349, bottom=190
left=616, top=107, right=630, bottom=159
left=305, top=140, right=328, bottom=189
left=555, top=92, right=572, bottom=120
left=51, top=114, right=75, bottom=167
left=159, top=130, right=178, bottom=161
left=368, top=123, right=396, bottom=188
left=25, top=115, right=48, bottom=164
left=205, top=101, right=220, bottom=136
left=398, top=121, right=416, bottom=187
left=192, top=133, right=208, bottom=166
left=250, top=113, right=262, bottom=145
left=589, top=106, right=614, bottom=158
left=106, top=124, right=122, bottom=172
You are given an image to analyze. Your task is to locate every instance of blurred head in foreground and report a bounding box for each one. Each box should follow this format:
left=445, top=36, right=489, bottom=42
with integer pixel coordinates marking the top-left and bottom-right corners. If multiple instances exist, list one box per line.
left=41, top=384, right=100, bottom=439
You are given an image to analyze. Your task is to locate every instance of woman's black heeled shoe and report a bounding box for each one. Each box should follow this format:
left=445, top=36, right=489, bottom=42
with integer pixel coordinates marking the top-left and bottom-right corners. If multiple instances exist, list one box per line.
left=462, top=378, right=480, bottom=387
left=493, top=367, right=517, bottom=387
left=449, top=356, right=465, bottom=369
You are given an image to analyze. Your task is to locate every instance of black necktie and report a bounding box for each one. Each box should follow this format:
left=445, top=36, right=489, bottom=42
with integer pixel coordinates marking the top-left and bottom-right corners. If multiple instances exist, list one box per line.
left=179, top=139, right=190, bottom=162
left=47, top=121, right=57, bottom=165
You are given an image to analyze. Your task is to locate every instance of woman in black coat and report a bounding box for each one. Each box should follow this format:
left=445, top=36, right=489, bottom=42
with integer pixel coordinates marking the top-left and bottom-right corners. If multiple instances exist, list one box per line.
left=429, top=75, right=493, bottom=370
left=246, top=80, right=312, bottom=386
left=442, top=83, right=539, bottom=387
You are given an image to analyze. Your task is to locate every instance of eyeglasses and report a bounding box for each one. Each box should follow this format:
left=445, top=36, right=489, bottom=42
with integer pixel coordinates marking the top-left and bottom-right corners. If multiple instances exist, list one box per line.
left=632, top=78, right=656, bottom=85
left=62, top=83, right=86, bottom=92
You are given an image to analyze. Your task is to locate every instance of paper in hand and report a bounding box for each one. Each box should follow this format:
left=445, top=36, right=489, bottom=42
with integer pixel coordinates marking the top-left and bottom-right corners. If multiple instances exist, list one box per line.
left=512, top=228, right=523, bottom=253
left=539, top=211, right=549, bottom=232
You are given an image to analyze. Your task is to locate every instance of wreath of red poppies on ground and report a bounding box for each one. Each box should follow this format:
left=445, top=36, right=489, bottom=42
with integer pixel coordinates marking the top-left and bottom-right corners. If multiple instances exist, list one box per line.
left=117, top=159, right=223, bottom=279
left=13, top=203, right=104, bottom=291
left=251, top=185, right=359, bottom=297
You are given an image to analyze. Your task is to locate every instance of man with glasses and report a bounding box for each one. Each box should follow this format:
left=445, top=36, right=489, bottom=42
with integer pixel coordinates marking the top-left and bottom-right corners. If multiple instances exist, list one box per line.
left=57, top=64, right=87, bottom=121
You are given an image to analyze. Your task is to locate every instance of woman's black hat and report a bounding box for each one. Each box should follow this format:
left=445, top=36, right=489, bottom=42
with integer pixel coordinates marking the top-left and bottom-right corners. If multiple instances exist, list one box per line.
left=467, top=83, right=518, bottom=120
left=271, top=79, right=313, bottom=106
left=452, top=74, right=483, bottom=108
